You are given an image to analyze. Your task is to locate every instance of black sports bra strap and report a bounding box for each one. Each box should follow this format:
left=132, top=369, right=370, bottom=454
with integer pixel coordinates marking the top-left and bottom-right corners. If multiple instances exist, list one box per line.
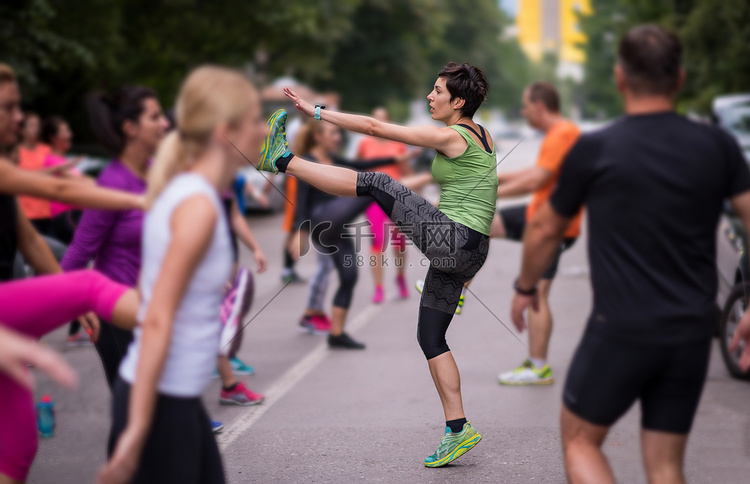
left=457, top=123, right=492, bottom=154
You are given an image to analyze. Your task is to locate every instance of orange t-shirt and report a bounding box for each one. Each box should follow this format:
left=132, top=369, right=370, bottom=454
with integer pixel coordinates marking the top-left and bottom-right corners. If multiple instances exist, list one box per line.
left=527, top=121, right=584, bottom=238
left=17, top=143, right=52, bottom=219
left=357, top=137, right=407, bottom=180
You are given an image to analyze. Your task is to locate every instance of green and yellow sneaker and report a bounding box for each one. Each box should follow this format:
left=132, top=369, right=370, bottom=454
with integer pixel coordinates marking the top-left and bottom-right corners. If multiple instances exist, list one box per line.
left=497, top=359, right=554, bottom=385
left=415, top=279, right=465, bottom=315
left=455, top=292, right=465, bottom=315
left=258, top=109, right=291, bottom=174
left=424, top=421, right=482, bottom=468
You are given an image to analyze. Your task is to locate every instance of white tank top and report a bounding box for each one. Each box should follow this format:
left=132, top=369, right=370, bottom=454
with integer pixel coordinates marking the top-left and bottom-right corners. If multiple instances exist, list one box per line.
left=119, top=173, right=231, bottom=397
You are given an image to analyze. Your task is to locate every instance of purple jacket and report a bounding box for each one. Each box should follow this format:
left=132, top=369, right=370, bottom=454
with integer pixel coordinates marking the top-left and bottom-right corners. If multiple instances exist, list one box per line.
left=61, top=161, right=145, bottom=286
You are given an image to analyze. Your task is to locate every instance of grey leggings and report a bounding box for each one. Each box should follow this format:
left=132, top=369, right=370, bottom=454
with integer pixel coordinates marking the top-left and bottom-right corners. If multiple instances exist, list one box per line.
left=356, top=172, right=490, bottom=359
left=307, top=252, right=334, bottom=311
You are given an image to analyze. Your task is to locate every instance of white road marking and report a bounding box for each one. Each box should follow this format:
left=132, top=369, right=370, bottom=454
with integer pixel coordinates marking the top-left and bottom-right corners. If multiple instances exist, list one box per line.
left=217, top=302, right=384, bottom=450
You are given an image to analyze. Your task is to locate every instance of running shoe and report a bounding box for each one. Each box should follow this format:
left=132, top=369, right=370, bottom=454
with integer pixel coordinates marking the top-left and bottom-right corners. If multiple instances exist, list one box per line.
left=258, top=109, right=290, bottom=174
left=65, top=332, right=93, bottom=347
left=415, top=280, right=464, bottom=315
left=328, top=332, right=365, bottom=350
left=281, top=271, right=306, bottom=284
left=396, top=275, right=409, bottom=299
left=498, top=359, right=554, bottom=386
left=219, top=268, right=253, bottom=356
left=211, top=419, right=224, bottom=434
left=372, top=285, right=384, bottom=304
left=300, top=314, right=332, bottom=335
left=220, top=382, right=265, bottom=406
left=229, top=357, right=255, bottom=376
left=424, top=421, right=482, bottom=468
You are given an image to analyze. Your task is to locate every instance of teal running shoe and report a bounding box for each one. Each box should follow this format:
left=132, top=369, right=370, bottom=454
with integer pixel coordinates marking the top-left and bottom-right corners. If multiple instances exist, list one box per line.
left=230, top=356, right=255, bottom=376
left=258, top=109, right=291, bottom=174
left=424, top=421, right=482, bottom=468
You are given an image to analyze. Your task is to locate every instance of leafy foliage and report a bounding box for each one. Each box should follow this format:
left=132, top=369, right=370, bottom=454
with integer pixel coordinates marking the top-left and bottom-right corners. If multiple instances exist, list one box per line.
left=579, top=0, right=750, bottom=117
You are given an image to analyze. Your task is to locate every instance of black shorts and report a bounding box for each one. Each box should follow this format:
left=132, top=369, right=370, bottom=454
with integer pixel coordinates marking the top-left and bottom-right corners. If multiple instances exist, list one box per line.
left=499, top=205, right=576, bottom=280
left=110, top=378, right=225, bottom=484
left=563, top=331, right=711, bottom=434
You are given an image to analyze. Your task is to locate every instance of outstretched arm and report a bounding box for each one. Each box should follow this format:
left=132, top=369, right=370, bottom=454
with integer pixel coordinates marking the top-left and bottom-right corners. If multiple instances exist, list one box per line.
left=0, top=159, right=142, bottom=211
left=283, top=88, right=466, bottom=158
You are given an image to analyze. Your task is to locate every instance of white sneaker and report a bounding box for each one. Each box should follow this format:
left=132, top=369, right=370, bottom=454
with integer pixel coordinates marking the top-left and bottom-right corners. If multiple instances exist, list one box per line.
left=498, top=359, right=554, bottom=385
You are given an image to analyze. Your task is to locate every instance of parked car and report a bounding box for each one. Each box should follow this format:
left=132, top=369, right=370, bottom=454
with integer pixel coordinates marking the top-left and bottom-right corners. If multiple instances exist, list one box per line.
left=237, top=166, right=287, bottom=214
left=714, top=94, right=750, bottom=380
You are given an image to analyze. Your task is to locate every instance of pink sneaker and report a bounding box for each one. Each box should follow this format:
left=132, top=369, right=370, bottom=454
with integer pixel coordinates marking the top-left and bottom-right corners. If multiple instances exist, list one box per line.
left=372, top=285, right=384, bottom=304
left=220, top=381, right=264, bottom=406
left=396, top=276, right=409, bottom=299
left=310, top=314, right=331, bottom=334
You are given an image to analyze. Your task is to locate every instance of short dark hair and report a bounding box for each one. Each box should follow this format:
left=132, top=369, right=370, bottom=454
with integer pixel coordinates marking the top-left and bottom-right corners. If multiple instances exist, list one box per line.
left=41, top=116, right=66, bottom=144
left=86, top=85, right=157, bottom=154
left=437, top=62, right=489, bottom=118
left=527, top=82, right=560, bottom=112
left=618, top=25, right=682, bottom=96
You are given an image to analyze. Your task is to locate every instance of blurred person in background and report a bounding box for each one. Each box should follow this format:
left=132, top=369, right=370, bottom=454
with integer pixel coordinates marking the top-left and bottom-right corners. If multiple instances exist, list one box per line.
left=357, top=107, right=413, bottom=303
left=493, top=82, right=582, bottom=386
left=41, top=115, right=92, bottom=245
left=288, top=119, right=413, bottom=348
left=62, top=85, right=169, bottom=380
left=17, top=112, right=52, bottom=235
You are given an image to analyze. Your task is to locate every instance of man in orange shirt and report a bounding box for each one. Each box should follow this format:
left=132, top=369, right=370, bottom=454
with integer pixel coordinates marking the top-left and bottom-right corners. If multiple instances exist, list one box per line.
left=494, top=82, right=583, bottom=386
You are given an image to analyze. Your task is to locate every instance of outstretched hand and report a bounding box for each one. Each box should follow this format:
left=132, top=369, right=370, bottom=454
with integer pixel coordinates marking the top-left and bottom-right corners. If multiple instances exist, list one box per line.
left=729, top=309, right=750, bottom=371
left=0, top=325, right=78, bottom=389
left=283, top=88, right=315, bottom=118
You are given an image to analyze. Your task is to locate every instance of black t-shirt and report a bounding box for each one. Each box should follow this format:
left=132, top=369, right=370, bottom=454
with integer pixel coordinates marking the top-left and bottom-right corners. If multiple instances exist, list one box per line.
left=550, top=112, right=750, bottom=345
left=0, top=194, right=18, bottom=281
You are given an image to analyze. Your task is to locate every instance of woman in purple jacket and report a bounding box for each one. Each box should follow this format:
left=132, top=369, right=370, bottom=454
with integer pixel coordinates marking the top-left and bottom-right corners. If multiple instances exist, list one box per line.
left=62, top=86, right=169, bottom=388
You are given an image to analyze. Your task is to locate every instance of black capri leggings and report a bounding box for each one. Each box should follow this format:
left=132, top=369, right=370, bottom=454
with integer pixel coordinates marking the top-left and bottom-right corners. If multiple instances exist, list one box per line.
left=109, top=378, right=225, bottom=484
left=356, top=172, right=489, bottom=360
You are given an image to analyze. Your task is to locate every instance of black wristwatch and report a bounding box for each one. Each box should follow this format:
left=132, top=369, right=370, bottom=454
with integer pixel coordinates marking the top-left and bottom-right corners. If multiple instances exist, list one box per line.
left=513, top=278, right=538, bottom=296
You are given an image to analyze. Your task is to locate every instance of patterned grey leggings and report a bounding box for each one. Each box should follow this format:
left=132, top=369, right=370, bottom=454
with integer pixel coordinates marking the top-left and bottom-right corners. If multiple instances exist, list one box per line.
left=357, top=172, right=490, bottom=359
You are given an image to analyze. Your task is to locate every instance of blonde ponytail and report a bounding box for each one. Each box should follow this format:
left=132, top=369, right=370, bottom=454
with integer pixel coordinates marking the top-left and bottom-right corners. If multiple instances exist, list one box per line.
left=143, top=65, right=258, bottom=208
left=145, top=131, right=189, bottom=208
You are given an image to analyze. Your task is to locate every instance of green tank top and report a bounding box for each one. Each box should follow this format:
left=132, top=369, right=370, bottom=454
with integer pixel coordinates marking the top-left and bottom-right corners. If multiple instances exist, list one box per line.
left=430, top=125, right=498, bottom=236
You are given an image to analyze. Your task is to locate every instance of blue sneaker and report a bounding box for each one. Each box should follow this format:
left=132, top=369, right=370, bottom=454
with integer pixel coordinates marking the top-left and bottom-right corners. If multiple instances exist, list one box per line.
left=258, top=109, right=291, bottom=174
left=230, top=357, right=255, bottom=376
left=210, top=419, right=224, bottom=434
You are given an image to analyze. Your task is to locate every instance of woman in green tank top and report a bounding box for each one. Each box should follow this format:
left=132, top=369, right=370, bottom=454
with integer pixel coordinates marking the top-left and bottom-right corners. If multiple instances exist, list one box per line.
left=258, top=62, right=497, bottom=468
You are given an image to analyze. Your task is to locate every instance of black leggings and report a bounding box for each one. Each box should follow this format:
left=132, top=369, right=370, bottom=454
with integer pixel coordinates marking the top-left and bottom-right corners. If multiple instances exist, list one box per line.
left=356, top=172, right=489, bottom=359
left=110, top=378, right=225, bottom=484
left=95, top=322, right=134, bottom=390
left=309, top=196, right=372, bottom=309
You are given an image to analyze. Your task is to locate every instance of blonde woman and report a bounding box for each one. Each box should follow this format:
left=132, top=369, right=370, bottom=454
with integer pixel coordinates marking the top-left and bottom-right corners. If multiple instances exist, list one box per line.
left=99, top=66, right=266, bottom=484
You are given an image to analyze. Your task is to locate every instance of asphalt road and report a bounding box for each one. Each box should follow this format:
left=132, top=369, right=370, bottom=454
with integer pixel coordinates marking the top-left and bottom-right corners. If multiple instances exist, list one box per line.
left=27, top=136, right=750, bottom=483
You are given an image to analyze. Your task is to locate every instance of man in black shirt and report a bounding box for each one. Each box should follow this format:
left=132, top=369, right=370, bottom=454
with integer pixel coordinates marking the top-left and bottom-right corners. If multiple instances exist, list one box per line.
left=510, top=25, right=750, bottom=484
